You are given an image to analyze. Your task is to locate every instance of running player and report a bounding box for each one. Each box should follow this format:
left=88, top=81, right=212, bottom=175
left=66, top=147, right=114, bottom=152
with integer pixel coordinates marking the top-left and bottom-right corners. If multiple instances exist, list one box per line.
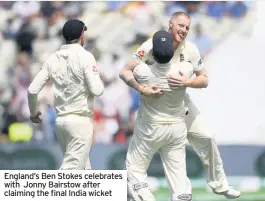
left=28, top=19, right=104, bottom=170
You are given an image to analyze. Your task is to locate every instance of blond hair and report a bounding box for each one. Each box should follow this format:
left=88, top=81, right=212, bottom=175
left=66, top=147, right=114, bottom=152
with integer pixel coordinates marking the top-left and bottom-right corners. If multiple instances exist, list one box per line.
left=171, top=11, right=190, bottom=21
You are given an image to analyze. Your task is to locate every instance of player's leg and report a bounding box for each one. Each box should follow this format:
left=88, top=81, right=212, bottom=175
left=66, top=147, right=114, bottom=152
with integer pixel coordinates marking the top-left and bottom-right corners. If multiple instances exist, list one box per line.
left=56, top=115, right=93, bottom=170
left=126, top=121, right=161, bottom=201
left=85, top=158, right=92, bottom=170
left=159, top=122, right=192, bottom=201
left=55, top=123, right=67, bottom=161
left=184, top=94, right=240, bottom=198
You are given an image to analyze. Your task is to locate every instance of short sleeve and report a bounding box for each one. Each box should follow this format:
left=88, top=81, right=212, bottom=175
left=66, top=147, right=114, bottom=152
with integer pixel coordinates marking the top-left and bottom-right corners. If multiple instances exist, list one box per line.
left=83, top=52, right=104, bottom=96
left=189, top=44, right=204, bottom=71
left=84, top=52, right=98, bottom=73
left=132, top=39, right=153, bottom=62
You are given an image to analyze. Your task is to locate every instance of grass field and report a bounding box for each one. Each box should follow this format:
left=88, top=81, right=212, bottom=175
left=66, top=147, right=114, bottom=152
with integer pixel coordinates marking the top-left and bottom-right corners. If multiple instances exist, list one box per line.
left=153, top=188, right=265, bottom=201
left=148, top=176, right=265, bottom=201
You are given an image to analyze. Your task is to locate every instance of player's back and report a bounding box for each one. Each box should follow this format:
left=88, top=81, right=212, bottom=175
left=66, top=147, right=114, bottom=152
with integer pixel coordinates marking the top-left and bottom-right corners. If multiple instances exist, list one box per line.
left=46, top=44, right=95, bottom=116
left=134, top=62, right=193, bottom=124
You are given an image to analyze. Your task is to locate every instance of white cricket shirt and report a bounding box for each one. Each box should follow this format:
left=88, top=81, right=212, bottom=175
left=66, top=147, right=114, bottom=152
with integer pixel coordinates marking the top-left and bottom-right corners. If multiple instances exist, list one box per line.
left=28, top=44, right=104, bottom=117
left=134, top=61, right=194, bottom=124
left=132, top=38, right=205, bottom=112
left=132, top=38, right=204, bottom=71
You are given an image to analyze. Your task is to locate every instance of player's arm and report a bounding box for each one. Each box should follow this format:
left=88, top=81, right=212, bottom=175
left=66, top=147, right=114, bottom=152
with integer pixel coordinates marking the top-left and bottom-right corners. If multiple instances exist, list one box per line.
left=168, top=45, right=208, bottom=88
left=187, top=45, right=208, bottom=88
left=186, top=68, right=208, bottom=88
left=168, top=68, right=208, bottom=89
left=28, top=63, right=50, bottom=118
left=119, top=58, right=144, bottom=92
left=83, top=52, right=104, bottom=97
left=119, top=39, right=151, bottom=93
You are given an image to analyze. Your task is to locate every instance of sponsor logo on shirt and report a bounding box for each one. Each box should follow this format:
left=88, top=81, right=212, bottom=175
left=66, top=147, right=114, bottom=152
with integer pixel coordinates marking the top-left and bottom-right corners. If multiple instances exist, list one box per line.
left=198, top=59, right=202, bottom=66
left=180, top=53, right=184, bottom=62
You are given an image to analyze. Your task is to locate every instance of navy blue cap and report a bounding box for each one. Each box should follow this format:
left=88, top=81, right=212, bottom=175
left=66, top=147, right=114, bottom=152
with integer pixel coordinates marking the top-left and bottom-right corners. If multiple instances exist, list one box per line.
left=152, top=31, right=174, bottom=64
left=62, top=19, right=87, bottom=41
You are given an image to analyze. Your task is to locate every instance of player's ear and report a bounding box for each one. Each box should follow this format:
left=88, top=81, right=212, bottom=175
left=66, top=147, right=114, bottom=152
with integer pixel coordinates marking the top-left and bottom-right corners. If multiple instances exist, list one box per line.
left=168, top=20, right=173, bottom=33
left=169, top=20, right=173, bottom=28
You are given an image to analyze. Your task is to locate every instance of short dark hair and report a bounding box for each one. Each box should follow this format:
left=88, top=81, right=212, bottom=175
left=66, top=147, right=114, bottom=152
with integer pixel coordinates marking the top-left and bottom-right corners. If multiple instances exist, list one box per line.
left=62, top=19, right=87, bottom=42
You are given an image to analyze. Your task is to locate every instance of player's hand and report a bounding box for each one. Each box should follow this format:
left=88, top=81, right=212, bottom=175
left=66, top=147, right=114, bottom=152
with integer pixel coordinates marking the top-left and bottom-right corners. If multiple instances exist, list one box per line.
left=168, top=71, right=191, bottom=88
left=30, top=111, right=42, bottom=124
left=141, top=85, right=164, bottom=98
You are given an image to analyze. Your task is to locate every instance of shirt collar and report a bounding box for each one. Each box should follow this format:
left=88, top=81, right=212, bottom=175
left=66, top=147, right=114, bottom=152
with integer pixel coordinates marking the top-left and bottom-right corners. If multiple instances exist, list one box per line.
left=175, top=40, right=186, bottom=52
left=152, top=62, right=171, bottom=68
left=60, top=44, right=82, bottom=49
left=151, top=62, right=171, bottom=74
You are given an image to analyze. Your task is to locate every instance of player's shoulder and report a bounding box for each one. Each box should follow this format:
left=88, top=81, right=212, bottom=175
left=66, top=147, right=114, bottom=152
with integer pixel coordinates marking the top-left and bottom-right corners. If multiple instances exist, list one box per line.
left=139, top=38, right=153, bottom=50
left=144, top=38, right=153, bottom=45
left=133, top=63, right=151, bottom=76
left=184, top=40, right=199, bottom=52
left=40, top=52, right=58, bottom=71
left=133, top=62, right=154, bottom=83
left=44, top=51, right=58, bottom=64
left=133, top=39, right=153, bottom=61
left=78, top=48, right=96, bottom=61
left=84, top=50, right=95, bottom=58
left=134, top=62, right=149, bottom=72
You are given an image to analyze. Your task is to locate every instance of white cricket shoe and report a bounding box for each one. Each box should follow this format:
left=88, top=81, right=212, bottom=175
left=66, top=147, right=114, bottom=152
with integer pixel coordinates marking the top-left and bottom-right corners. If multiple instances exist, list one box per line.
left=214, top=186, right=241, bottom=199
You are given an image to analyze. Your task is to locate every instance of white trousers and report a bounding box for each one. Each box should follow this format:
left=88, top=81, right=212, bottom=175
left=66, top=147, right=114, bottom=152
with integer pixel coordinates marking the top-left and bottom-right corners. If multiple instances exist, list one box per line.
left=126, top=119, right=192, bottom=201
left=55, top=114, right=93, bottom=170
left=185, top=94, right=229, bottom=192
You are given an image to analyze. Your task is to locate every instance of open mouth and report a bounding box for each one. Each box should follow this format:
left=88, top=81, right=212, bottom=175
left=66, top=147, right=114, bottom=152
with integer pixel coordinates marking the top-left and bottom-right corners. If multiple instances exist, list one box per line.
left=178, top=32, right=185, bottom=40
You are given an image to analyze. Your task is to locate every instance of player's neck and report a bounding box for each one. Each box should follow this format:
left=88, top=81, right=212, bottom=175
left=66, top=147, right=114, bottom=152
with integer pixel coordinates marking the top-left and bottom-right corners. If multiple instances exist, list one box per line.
left=173, top=41, right=179, bottom=50
left=168, top=28, right=180, bottom=50
left=154, top=62, right=171, bottom=68
left=65, top=39, right=82, bottom=46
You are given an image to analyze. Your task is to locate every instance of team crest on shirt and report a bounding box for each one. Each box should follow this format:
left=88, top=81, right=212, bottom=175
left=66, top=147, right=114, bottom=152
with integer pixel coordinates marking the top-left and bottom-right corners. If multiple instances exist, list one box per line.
left=92, top=65, right=98, bottom=72
left=180, top=53, right=184, bottom=62
left=137, top=50, right=145, bottom=58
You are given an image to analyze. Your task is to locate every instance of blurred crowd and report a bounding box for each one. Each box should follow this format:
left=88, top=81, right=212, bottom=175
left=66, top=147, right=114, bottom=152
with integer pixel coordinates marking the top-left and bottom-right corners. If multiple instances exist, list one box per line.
left=0, top=1, right=251, bottom=144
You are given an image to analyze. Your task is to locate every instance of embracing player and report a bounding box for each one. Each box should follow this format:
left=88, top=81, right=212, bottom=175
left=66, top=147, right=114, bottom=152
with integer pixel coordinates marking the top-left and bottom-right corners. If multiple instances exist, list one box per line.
left=120, top=12, right=240, bottom=199
left=126, top=30, right=194, bottom=201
